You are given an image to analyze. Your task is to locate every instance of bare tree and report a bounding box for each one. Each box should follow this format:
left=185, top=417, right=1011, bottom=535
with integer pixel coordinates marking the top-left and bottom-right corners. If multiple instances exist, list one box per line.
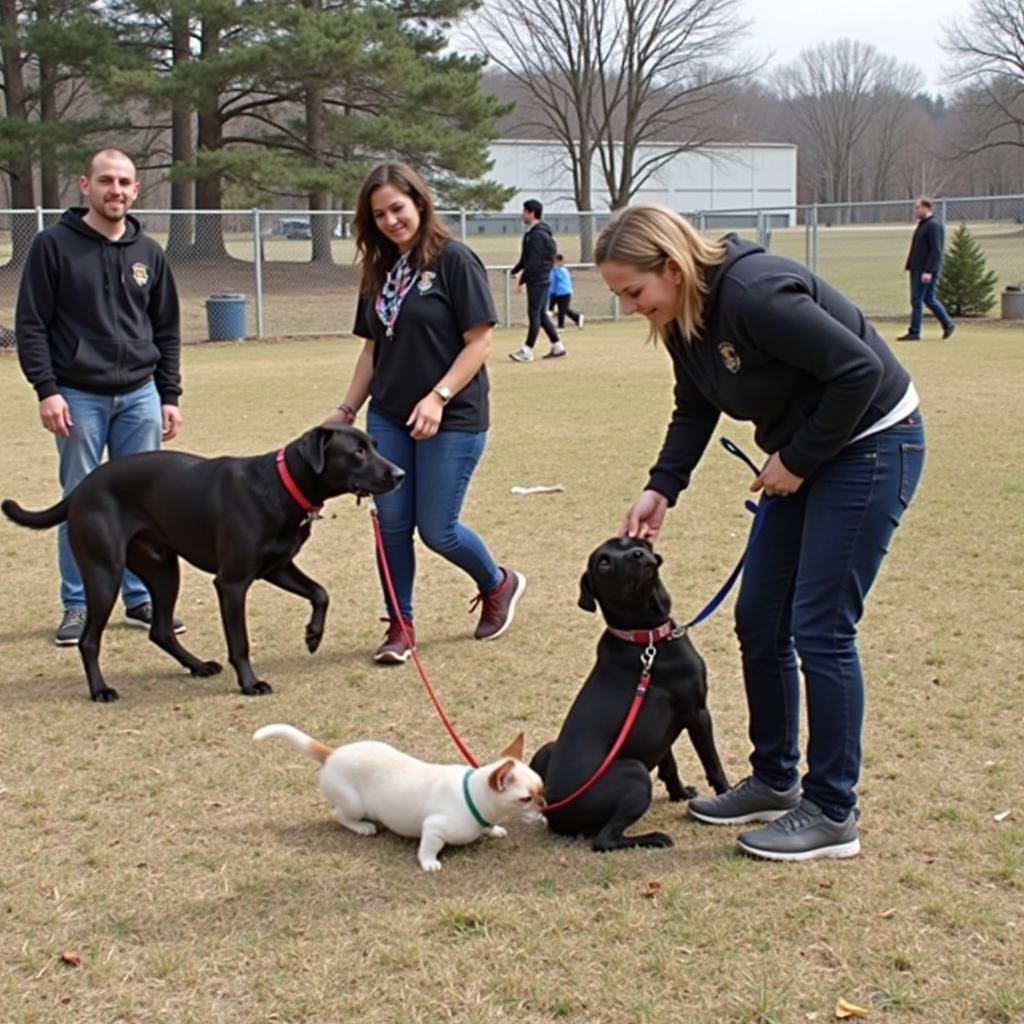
left=774, top=40, right=922, bottom=211
left=468, top=0, right=756, bottom=220
left=942, top=0, right=1024, bottom=156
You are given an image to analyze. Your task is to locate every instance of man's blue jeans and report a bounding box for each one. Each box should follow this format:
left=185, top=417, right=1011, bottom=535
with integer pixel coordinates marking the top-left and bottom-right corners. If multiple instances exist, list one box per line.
left=909, top=271, right=953, bottom=334
left=56, top=381, right=163, bottom=610
left=732, top=413, right=925, bottom=821
left=367, top=408, right=502, bottom=622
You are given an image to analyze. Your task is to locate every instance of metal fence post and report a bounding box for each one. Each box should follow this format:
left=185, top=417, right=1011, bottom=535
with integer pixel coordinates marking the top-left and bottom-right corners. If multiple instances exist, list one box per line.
left=252, top=209, right=264, bottom=339
left=35, top=207, right=44, bottom=233
left=809, top=204, right=818, bottom=274
left=502, top=268, right=512, bottom=328
left=459, top=209, right=467, bottom=242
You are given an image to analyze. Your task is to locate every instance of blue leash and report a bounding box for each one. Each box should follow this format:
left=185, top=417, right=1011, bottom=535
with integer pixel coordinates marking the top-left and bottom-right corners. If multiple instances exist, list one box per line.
left=683, top=437, right=775, bottom=629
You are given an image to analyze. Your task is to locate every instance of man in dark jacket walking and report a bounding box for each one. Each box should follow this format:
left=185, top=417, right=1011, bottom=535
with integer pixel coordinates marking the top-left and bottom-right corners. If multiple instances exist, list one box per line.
left=508, top=199, right=566, bottom=362
left=898, top=196, right=955, bottom=341
left=14, top=147, right=185, bottom=646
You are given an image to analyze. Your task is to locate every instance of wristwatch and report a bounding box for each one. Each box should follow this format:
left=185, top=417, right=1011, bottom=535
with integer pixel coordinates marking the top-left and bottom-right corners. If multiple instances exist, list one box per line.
left=433, top=385, right=452, bottom=404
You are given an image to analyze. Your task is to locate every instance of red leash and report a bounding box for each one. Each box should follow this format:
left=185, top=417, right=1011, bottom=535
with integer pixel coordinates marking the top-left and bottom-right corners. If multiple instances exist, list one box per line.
left=368, top=499, right=658, bottom=808
left=370, top=501, right=480, bottom=767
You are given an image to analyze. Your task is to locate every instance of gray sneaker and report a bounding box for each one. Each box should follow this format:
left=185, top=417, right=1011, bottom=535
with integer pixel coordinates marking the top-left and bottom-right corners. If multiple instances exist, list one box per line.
left=737, top=798, right=860, bottom=862
left=124, top=603, right=186, bottom=635
left=54, top=607, right=87, bottom=647
left=688, top=775, right=800, bottom=825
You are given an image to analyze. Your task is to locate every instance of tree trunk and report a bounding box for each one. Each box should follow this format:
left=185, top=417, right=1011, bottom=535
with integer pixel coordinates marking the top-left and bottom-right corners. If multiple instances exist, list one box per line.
left=166, top=8, right=195, bottom=260
left=191, top=18, right=228, bottom=261
left=1, top=0, right=37, bottom=265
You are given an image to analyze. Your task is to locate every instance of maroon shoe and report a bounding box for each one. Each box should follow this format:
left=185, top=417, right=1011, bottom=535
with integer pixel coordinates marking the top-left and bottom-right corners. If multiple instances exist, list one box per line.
left=470, top=568, right=526, bottom=641
left=373, top=617, right=414, bottom=664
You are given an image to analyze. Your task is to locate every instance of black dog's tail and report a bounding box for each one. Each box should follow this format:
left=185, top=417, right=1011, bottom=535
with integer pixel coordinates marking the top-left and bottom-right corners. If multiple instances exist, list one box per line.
left=2, top=496, right=71, bottom=530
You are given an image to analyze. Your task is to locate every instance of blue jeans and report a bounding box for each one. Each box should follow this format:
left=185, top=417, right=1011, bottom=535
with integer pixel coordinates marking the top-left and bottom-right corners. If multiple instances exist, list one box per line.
left=366, top=407, right=502, bottom=622
left=732, top=413, right=925, bottom=820
left=56, top=381, right=163, bottom=609
left=909, top=271, right=953, bottom=334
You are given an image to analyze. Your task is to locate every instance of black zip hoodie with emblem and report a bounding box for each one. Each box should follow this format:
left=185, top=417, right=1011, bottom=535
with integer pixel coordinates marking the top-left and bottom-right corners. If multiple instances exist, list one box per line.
left=510, top=220, right=557, bottom=285
left=15, top=208, right=182, bottom=404
left=647, top=235, right=912, bottom=504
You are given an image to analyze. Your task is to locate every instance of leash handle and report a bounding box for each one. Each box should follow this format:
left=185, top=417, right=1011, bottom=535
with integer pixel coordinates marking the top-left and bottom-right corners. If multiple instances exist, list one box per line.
left=369, top=500, right=480, bottom=768
left=719, top=436, right=762, bottom=477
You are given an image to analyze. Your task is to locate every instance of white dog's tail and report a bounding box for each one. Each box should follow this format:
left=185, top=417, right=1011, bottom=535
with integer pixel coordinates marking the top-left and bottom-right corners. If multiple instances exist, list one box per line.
left=253, top=723, right=334, bottom=764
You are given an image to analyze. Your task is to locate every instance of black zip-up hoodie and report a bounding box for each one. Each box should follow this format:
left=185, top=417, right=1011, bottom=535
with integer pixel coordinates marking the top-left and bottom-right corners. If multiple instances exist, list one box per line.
left=647, top=235, right=913, bottom=504
left=15, top=208, right=182, bottom=403
left=511, top=220, right=557, bottom=285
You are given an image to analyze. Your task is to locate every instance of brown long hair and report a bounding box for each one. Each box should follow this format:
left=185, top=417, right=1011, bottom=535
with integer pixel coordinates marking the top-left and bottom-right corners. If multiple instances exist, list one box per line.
left=353, top=163, right=453, bottom=296
left=594, top=203, right=727, bottom=343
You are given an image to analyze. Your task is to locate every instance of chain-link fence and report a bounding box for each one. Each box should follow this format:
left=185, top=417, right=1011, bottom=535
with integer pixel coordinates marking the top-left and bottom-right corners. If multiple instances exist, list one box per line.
left=1, top=197, right=1021, bottom=345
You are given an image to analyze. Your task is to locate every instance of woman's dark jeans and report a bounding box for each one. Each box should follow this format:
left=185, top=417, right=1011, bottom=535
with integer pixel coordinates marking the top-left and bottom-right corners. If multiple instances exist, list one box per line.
left=733, top=412, right=926, bottom=820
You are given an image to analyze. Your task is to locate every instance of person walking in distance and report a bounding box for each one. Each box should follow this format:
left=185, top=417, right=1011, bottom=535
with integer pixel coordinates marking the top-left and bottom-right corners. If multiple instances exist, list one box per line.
left=14, top=147, right=185, bottom=647
left=325, top=162, right=526, bottom=664
left=897, top=196, right=955, bottom=342
left=508, top=199, right=566, bottom=362
left=548, top=253, right=584, bottom=332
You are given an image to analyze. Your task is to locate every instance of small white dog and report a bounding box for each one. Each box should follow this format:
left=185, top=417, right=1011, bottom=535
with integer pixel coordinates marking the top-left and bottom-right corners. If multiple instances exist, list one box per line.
left=253, top=724, right=546, bottom=871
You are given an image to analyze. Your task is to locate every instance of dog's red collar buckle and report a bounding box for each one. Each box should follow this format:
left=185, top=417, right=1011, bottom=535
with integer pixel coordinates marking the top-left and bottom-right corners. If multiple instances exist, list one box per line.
left=605, top=619, right=681, bottom=645
left=275, top=449, right=322, bottom=520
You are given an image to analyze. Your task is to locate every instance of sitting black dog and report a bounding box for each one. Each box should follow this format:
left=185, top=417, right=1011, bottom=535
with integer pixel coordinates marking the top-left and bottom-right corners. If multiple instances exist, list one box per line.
left=2, top=425, right=404, bottom=702
left=531, top=536, right=730, bottom=851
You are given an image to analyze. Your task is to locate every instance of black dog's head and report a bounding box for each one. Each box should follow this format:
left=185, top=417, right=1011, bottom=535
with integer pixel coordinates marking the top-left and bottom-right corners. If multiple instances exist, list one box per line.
left=295, top=424, right=405, bottom=499
left=578, top=536, right=672, bottom=629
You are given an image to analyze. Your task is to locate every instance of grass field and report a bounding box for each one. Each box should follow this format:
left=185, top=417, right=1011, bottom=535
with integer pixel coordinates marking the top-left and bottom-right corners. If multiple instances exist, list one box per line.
left=1, top=221, right=1021, bottom=342
left=0, top=323, right=1022, bottom=1024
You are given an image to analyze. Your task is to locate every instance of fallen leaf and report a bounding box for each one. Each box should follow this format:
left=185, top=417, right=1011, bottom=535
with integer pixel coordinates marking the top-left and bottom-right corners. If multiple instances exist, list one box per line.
left=60, top=952, right=82, bottom=968
left=880, top=907, right=897, bottom=919
left=835, top=996, right=871, bottom=1018
left=993, top=810, right=1011, bottom=822
left=641, top=880, right=662, bottom=898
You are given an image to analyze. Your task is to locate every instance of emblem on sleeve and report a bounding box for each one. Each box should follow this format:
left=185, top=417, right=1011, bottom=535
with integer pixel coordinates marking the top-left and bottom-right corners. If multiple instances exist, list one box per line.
left=718, top=340, right=741, bottom=373
left=131, top=263, right=150, bottom=287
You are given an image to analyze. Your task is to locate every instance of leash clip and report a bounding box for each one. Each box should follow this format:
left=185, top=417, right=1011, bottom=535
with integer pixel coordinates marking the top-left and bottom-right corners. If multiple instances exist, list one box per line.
left=301, top=510, right=323, bottom=527
left=640, top=642, right=657, bottom=674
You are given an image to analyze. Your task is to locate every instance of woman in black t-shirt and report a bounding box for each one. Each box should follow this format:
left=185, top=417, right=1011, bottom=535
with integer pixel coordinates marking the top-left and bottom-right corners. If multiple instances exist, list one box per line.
left=325, top=163, right=525, bottom=664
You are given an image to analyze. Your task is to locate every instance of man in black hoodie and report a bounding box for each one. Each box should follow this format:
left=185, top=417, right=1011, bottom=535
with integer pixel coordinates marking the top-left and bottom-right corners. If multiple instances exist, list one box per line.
left=14, top=147, right=184, bottom=646
left=508, top=199, right=566, bottom=362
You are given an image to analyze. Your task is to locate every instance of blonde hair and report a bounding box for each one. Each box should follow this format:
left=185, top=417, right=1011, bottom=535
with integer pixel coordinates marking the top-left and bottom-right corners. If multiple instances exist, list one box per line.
left=594, top=203, right=727, bottom=343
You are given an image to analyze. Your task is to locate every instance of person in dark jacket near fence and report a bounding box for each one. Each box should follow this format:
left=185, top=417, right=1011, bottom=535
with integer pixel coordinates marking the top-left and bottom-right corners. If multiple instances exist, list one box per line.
left=596, top=203, right=925, bottom=862
left=508, top=199, right=566, bottom=362
left=14, top=147, right=184, bottom=647
left=897, top=196, right=955, bottom=341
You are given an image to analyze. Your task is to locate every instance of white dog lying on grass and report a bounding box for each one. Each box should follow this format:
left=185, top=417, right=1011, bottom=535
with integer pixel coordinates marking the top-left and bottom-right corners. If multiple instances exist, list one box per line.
left=254, top=724, right=546, bottom=871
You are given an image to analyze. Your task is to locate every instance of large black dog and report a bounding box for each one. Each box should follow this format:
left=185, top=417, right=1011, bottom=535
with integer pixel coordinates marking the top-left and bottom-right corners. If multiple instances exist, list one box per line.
left=2, top=425, right=404, bottom=702
left=531, top=536, right=730, bottom=851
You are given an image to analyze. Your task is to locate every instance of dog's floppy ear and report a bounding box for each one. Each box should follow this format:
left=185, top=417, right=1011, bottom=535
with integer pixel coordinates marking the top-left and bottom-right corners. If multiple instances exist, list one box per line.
left=294, top=426, right=332, bottom=475
left=578, top=571, right=597, bottom=612
left=488, top=759, right=516, bottom=792
left=500, top=731, right=525, bottom=761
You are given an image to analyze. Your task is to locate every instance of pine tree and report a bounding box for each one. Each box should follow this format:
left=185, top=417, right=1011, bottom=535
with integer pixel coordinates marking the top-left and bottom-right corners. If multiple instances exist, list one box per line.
left=937, top=223, right=999, bottom=317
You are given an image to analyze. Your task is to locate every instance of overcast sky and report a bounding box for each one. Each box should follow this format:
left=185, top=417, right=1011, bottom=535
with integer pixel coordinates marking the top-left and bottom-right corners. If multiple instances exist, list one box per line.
left=745, top=0, right=975, bottom=93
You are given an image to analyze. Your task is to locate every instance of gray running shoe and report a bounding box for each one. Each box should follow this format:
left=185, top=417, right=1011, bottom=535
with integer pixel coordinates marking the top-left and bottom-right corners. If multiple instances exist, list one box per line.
left=688, top=775, right=800, bottom=825
left=124, top=602, right=186, bottom=634
left=54, top=607, right=87, bottom=646
left=737, top=798, right=860, bottom=862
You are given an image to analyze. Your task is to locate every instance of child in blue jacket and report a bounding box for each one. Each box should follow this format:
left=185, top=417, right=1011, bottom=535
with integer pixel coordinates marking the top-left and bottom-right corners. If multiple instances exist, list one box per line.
left=548, top=254, right=584, bottom=330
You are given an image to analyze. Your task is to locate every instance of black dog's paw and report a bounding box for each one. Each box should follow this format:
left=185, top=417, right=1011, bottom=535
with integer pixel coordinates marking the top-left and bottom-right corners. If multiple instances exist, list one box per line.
left=240, top=681, right=274, bottom=697
left=91, top=687, right=120, bottom=703
left=190, top=660, right=223, bottom=677
left=637, top=831, right=674, bottom=849
left=667, top=784, right=698, bottom=802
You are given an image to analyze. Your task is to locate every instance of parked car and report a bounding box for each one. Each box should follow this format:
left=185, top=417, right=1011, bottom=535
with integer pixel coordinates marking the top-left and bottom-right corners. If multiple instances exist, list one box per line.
left=273, top=217, right=312, bottom=240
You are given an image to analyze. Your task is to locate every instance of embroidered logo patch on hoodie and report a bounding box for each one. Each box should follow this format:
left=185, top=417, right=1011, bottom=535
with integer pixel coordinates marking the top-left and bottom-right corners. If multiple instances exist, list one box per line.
left=131, top=262, right=150, bottom=287
left=718, top=340, right=741, bottom=373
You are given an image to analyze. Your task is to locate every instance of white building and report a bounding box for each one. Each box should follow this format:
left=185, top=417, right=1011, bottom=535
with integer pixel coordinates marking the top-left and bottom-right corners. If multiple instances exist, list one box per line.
left=488, top=140, right=797, bottom=226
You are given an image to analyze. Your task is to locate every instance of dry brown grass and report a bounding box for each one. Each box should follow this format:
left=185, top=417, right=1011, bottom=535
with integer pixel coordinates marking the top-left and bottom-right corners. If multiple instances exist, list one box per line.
left=0, top=323, right=1021, bottom=1024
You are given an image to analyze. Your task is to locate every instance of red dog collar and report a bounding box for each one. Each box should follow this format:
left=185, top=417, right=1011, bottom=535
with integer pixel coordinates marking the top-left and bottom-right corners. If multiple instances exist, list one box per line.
left=275, top=448, right=322, bottom=516
left=605, top=620, right=680, bottom=645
